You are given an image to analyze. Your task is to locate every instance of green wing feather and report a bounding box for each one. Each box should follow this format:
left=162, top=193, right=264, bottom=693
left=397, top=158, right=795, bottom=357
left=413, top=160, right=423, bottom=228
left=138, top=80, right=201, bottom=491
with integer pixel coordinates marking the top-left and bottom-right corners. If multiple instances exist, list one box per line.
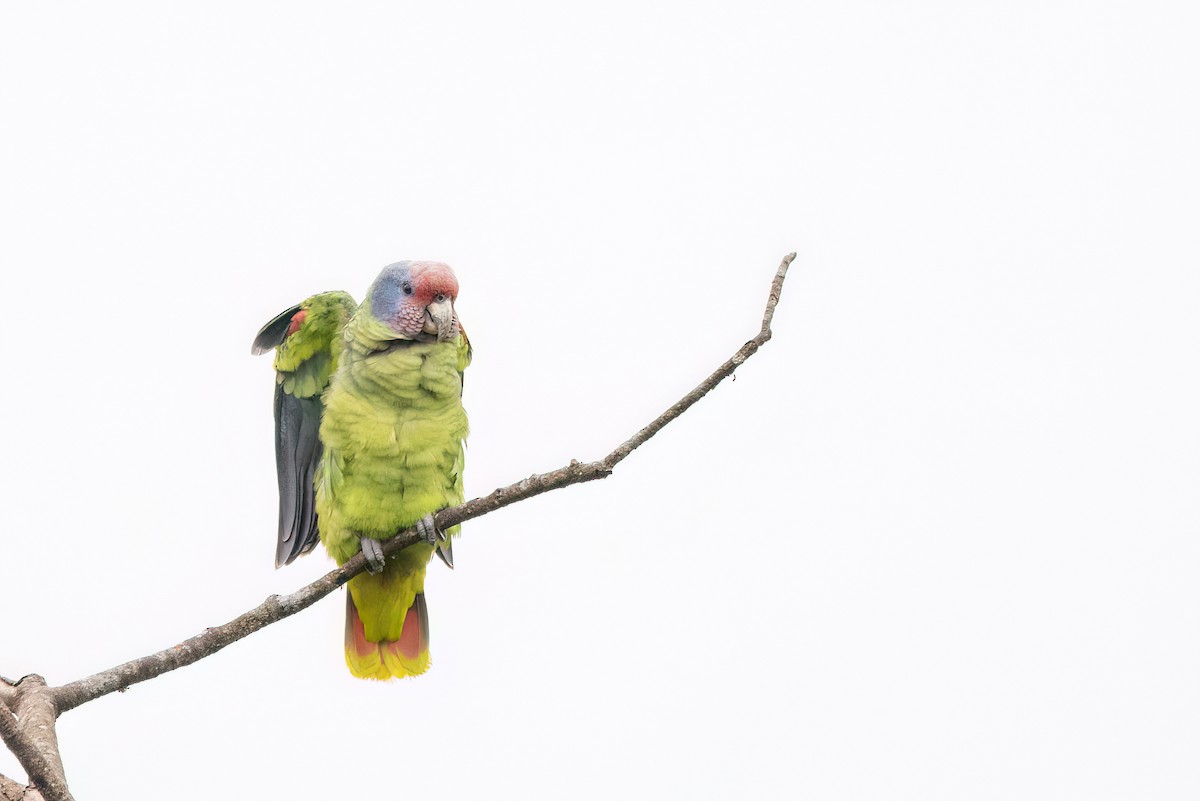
left=253, top=291, right=357, bottom=567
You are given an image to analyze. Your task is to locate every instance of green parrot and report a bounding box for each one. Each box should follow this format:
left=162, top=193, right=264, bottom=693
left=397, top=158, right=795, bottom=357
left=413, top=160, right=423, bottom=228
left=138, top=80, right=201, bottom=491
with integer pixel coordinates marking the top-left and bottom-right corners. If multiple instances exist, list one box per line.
left=254, top=261, right=469, bottom=680
left=251, top=291, right=358, bottom=567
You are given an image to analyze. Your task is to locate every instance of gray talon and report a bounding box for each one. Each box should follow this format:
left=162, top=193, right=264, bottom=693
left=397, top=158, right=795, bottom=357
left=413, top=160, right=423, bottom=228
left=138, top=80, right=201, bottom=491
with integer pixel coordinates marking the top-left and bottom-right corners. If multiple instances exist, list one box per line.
left=361, top=537, right=386, bottom=574
left=417, top=513, right=454, bottom=570
left=415, top=514, right=441, bottom=545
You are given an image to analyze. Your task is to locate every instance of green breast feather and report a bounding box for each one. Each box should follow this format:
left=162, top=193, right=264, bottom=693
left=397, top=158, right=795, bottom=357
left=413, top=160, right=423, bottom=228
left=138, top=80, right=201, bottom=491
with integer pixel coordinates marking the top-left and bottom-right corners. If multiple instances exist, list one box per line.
left=316, top=335, right=469, bottom=565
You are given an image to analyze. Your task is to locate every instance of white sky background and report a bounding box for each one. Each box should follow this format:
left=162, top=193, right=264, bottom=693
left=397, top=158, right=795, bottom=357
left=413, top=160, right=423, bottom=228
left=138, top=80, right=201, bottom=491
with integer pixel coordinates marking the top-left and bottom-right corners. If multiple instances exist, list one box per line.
left=1, top=1, right=1198, bottom=798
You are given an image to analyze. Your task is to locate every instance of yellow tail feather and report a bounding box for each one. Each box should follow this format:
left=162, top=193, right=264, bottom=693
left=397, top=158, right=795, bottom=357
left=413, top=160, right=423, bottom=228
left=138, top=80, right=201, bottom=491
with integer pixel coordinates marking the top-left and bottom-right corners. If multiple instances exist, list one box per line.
left=344, top=592, right=430, bottom=680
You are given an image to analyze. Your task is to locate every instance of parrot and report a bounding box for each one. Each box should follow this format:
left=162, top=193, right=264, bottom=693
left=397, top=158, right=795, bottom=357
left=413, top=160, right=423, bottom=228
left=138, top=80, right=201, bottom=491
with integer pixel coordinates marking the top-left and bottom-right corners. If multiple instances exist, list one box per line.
left=253, top=261, right=470, bottom=680
left=251, top=291, right=358, bottom=567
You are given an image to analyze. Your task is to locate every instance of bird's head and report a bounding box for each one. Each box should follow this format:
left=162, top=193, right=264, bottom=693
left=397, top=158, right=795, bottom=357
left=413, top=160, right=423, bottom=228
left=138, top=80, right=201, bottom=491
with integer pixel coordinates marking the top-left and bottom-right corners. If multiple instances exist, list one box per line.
left=366, top=260, right=461, bottom=342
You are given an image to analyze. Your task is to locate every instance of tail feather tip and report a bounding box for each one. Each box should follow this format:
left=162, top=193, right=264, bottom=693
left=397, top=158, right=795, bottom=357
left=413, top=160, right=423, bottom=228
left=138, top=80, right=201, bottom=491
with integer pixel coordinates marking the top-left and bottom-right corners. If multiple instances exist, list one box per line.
left=344, top=592, right=431, bottom=680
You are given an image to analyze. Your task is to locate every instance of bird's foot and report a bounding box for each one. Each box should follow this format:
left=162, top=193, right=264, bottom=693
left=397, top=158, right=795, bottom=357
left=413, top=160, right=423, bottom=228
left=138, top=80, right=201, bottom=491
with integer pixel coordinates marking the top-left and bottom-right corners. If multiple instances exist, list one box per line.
left=415, top=513, right=444, bottom=545
left=361, top=537, right=386, bottom=574
left=417, top=513, right=454, bottom=570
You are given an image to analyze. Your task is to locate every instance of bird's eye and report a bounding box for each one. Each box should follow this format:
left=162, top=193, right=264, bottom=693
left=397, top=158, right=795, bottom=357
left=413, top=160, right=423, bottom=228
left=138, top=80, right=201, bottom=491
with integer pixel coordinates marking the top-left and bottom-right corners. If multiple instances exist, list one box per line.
left=435, top=293, right=446, bottom=303
left=401, top=281, right=414, bottom=296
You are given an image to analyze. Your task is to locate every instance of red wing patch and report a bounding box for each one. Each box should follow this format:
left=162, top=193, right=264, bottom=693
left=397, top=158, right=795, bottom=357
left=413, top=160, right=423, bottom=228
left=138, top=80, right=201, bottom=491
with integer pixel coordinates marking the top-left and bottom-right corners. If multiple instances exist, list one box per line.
left=286, top=309, right=308, bottom=338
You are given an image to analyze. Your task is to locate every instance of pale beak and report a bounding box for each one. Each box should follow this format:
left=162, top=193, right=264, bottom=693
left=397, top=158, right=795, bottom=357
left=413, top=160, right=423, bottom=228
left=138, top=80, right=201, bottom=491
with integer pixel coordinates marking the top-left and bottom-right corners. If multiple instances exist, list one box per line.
left=424, top=298, right=457, bottom=341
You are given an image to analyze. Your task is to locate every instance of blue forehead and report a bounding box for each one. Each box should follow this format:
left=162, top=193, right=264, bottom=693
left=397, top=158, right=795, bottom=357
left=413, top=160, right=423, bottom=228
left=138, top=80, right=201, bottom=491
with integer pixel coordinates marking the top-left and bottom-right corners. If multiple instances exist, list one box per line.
left=369, top=261, right=414, bottom=320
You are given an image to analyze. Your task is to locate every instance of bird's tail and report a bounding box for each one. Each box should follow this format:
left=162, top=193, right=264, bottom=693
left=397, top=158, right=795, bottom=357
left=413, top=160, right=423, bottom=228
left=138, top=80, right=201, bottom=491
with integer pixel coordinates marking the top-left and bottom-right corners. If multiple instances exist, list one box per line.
left=344, top=591, right=431, bottom=680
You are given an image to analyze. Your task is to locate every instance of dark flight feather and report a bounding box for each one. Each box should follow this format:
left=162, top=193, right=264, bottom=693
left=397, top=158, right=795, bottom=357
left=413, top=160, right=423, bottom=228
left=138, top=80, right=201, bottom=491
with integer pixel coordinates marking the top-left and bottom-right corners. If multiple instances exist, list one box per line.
left=251, top=304, right=302, bottom=356
left=274, top=385, right=324, bottom=567
left=253, top=295, right=355, bottom=568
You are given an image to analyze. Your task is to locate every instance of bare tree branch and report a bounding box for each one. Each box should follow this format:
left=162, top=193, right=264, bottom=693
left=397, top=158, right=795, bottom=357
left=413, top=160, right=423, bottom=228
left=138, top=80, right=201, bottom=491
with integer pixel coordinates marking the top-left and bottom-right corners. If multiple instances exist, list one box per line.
left=0, top=683, right=25, bottom=800
left=53, top=252, right=795, bottom=712
left=602, top=252, right=794, bottom=468
left=11, top=253, right=798, bottom=795
left=0, top=678, right=70, bottom=801
left=0, top=771, right=36, bottom=801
